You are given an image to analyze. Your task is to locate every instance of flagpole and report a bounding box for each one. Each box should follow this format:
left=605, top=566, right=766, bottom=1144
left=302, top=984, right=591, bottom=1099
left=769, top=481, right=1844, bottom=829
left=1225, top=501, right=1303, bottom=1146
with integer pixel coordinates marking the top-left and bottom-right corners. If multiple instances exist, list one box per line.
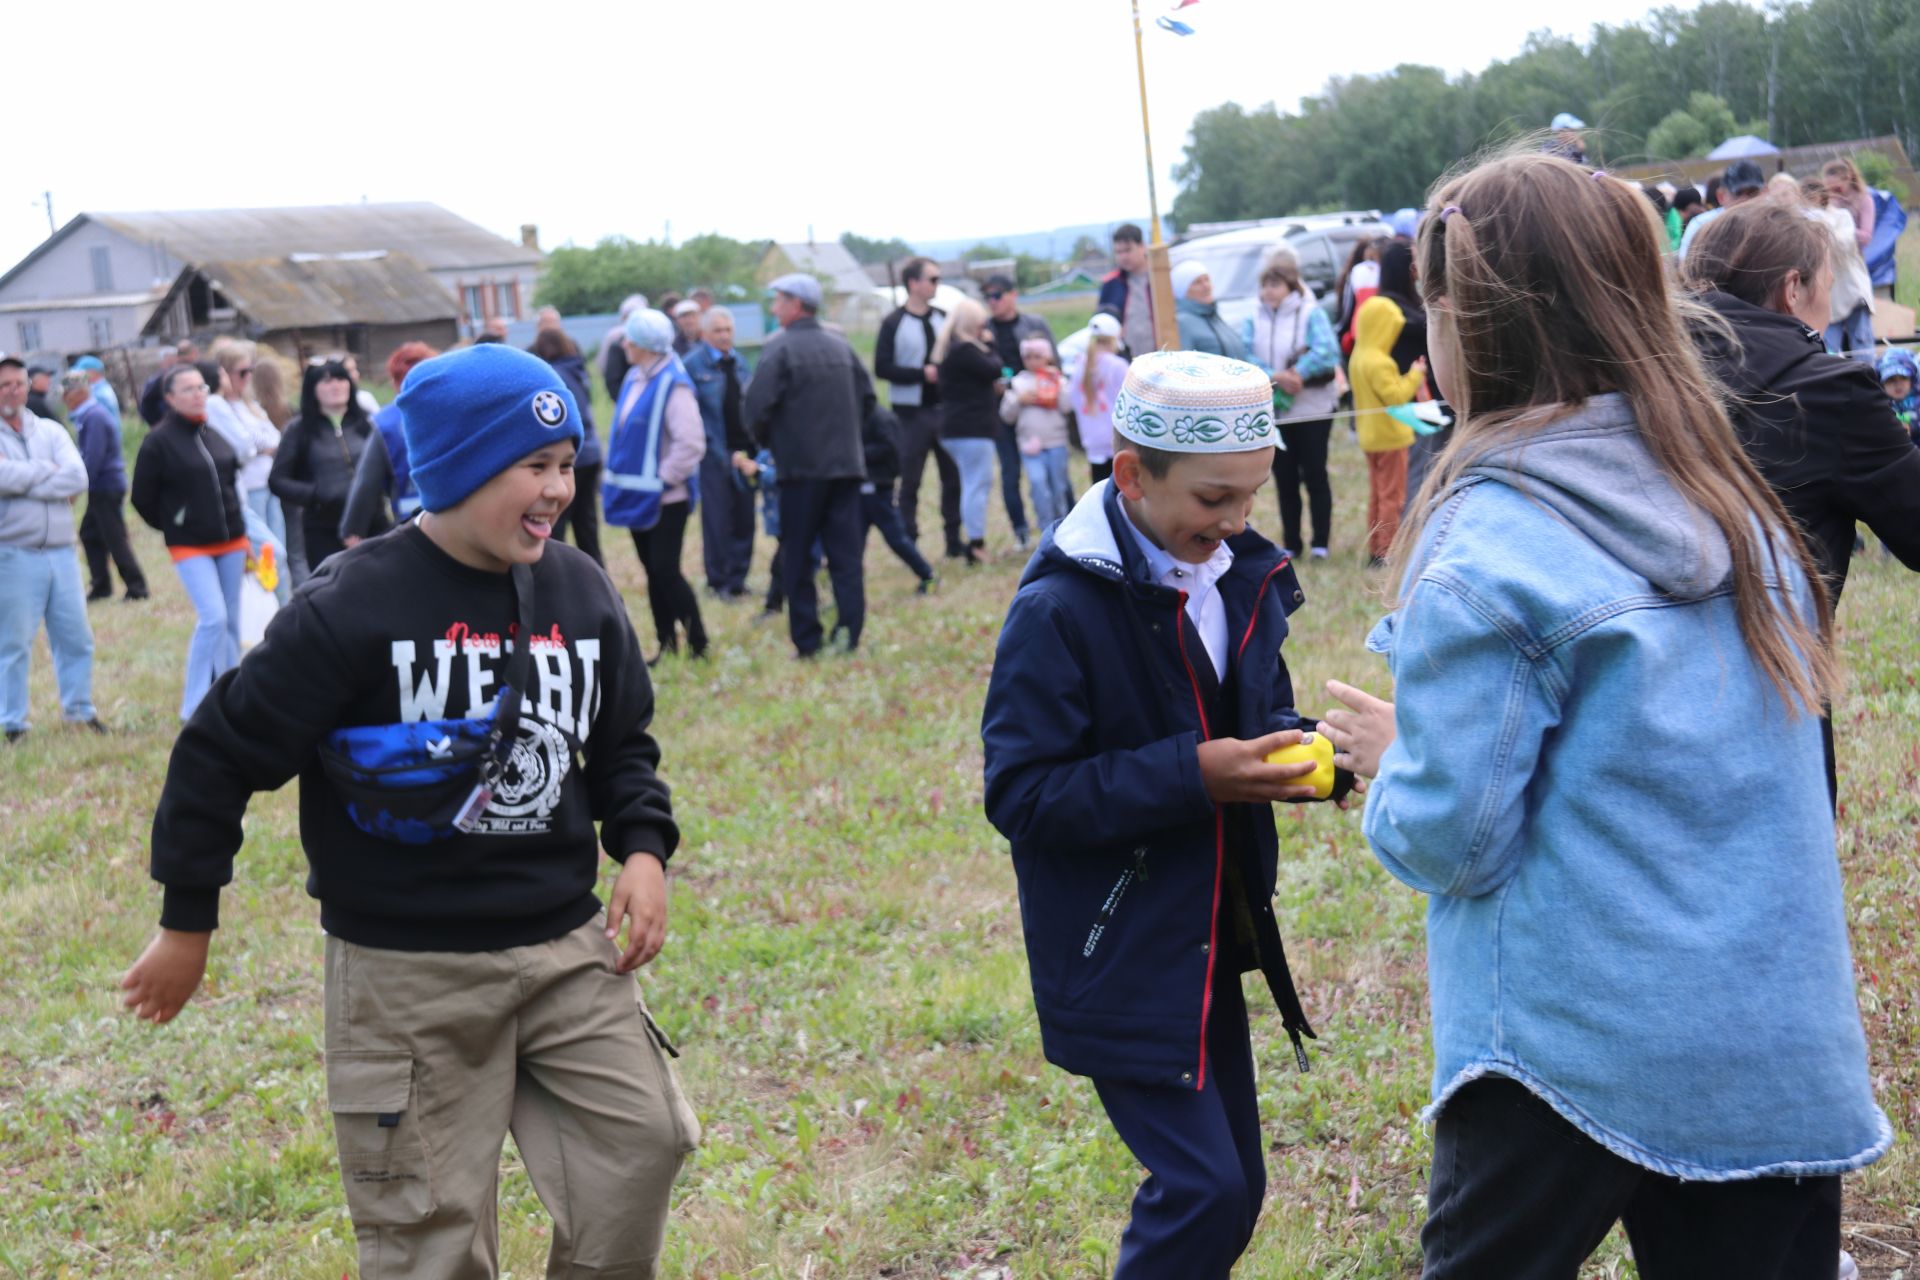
left=1131, top=0, right=1164, bottom=247
left=1130, top=0, right=1180, bottom=352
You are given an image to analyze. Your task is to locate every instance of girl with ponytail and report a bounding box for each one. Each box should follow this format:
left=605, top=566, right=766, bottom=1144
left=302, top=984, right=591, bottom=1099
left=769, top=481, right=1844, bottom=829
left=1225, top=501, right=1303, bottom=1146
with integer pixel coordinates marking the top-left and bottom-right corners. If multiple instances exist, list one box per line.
left=1322, top=149, right=1889, bottom=1277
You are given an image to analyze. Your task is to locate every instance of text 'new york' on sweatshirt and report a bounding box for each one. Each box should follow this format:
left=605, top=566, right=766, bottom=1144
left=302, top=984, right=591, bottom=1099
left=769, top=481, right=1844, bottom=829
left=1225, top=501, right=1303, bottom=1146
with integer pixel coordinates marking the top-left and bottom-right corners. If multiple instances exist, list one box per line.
left=149, top=522, right=679, bottom=952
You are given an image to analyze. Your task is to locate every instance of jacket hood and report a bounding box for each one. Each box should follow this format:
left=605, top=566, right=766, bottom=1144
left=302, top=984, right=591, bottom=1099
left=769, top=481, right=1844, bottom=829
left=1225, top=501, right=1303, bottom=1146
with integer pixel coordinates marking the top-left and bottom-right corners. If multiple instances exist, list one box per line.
left=1694, top=290, right=1827, bottom=390
left=1024, top=478, right=1283, bottom=593
left=1354, top=295, right=1405, bottom=354
left=1176, top=295, right=1218, bottom=319
left=1457, top=393, right=1732, bottom=599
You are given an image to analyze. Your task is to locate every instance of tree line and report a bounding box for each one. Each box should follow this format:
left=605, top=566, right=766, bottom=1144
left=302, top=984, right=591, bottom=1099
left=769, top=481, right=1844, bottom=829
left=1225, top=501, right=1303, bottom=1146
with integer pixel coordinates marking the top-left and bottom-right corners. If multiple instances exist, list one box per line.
left=1172, top=0, right=1920, bottom=224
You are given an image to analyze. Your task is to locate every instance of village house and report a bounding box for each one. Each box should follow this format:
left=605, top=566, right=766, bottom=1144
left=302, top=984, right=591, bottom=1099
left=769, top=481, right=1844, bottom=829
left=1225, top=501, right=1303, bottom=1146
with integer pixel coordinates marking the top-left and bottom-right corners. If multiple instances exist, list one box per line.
left=0, top=202, right=542, bottom=377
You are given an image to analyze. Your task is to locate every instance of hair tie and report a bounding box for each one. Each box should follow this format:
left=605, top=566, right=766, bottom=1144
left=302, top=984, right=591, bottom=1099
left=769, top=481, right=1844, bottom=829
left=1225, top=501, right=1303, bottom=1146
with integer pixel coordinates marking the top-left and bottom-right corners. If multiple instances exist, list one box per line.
left=1590, top=169, right=1609, bottom=180
left=1440, top=205, right=1462, bottom=222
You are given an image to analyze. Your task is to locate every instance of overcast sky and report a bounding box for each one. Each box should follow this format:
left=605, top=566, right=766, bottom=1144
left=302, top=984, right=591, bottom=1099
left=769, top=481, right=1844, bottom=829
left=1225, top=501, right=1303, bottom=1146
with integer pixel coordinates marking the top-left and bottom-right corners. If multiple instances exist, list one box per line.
left=7, top=0, right=1703, bottom=273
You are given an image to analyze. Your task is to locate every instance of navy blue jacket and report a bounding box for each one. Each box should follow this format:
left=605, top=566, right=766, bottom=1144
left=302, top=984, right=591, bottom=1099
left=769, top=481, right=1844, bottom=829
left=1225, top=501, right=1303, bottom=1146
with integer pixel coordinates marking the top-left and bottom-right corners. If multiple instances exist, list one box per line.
left=682, top=343, right=752, bottom=463
left=543, top=354, right=602, bottom=468
left=72, top=397, right=127, bottom=493
left=982, top=481, right=1317, bottom=1090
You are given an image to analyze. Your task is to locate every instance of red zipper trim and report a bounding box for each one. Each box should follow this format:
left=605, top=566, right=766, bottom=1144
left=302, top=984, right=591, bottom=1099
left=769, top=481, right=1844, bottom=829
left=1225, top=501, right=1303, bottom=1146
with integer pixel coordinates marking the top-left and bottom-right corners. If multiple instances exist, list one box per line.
left=1235, top=558, right=1291, bottom=664
left=1173, top=591, right=1224, bottom=1092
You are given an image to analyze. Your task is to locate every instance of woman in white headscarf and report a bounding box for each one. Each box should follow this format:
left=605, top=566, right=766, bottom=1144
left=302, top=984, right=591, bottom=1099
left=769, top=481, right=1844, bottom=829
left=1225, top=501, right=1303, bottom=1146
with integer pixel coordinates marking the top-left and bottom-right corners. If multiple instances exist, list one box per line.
left=604, top=308, right=709, bottom=661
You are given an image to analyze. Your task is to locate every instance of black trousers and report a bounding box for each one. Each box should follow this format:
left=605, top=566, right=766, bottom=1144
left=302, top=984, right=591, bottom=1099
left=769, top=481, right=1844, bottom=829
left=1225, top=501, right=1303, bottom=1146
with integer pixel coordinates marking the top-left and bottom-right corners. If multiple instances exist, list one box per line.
left=1272, top=419, right=1332, bottom=554
left=696, top=452, right=756, bottom=593
left=552, top=463, right=603, bottom=567
left=1424, top=1076, right=1842, bottom=1280
left=1089, top=459, right=1114, bottom=485
left=1091, top=971, right=1264, bottom=1279
left=993, top=422, right=1030, bottom=539
left=808, top=483, right=933, bottom=583
left=895, top=405, right=962, bottom=553
left=777, top=478, right=865, bottom=655
left=629, top=501, right=706, bottom=656
left=79, top=490, right=148, bottom=596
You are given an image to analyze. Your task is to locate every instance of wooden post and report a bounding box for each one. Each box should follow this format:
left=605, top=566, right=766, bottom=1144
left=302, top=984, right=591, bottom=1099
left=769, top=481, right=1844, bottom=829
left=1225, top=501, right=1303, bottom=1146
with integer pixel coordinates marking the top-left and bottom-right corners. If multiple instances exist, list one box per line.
left=1132, top=0, right=1181, bottom=353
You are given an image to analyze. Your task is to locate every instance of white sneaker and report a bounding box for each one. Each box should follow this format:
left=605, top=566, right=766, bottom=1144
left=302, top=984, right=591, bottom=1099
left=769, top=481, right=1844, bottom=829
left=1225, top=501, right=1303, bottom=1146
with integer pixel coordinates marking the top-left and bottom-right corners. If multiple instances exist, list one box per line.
left=1837, top=1249, right=1859, bottom=1280
left=1310, top=546, right=1329, bottom=559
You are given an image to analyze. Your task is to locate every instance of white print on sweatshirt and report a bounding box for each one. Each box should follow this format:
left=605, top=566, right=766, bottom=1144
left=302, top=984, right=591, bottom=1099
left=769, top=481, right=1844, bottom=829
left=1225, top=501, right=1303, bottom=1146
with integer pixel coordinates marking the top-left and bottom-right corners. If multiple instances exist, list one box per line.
left=389, top=626, right=604, bottom=836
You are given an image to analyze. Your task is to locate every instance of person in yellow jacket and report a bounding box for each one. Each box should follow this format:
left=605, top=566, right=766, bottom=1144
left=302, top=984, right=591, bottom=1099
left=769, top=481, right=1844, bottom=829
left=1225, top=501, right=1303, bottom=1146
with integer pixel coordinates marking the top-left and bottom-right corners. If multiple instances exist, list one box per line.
left=1350, top=295, right=1427, bottom=565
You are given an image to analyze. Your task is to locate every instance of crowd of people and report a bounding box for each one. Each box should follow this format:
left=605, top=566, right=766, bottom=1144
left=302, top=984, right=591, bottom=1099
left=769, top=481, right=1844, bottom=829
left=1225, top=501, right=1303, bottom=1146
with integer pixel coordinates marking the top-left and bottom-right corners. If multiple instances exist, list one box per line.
left=3, top=129, right=1917, bottom=1280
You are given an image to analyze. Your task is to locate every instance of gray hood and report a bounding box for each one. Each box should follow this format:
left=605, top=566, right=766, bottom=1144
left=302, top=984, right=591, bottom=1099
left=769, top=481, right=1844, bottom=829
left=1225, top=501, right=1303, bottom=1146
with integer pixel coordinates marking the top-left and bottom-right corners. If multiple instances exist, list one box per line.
left=1459, top=393, right=1731, bottom=599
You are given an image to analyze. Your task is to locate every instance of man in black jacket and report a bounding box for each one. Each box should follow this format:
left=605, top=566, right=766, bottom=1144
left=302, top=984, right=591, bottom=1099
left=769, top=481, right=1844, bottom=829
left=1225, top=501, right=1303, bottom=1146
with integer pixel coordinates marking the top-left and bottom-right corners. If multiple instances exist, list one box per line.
left=984, top=275, right=1057, bottom=548
left=874, top=258, right=962, bottom=560
left=742, top=274, right=876, bottom=657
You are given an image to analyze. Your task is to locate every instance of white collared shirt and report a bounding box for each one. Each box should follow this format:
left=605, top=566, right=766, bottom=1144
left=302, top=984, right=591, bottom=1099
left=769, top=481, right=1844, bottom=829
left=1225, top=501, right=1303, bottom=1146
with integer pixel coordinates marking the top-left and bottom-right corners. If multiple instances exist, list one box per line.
left=1119, top=499, right=1234, bottom=680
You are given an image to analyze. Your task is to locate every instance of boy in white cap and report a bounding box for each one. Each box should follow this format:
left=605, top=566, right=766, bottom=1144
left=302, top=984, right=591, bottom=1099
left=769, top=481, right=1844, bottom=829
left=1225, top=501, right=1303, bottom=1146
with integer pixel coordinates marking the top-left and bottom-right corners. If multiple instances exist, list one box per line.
left=982, top=351, right=1352, bottom=1276
left=122, top=343, right=696, bottom=1279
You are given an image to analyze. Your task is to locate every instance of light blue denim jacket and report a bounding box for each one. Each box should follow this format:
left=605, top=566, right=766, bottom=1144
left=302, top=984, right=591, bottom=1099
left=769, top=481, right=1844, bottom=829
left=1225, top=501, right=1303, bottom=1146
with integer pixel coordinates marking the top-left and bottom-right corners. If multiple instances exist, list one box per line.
left=1363, top=393, right=1890, bottom=1181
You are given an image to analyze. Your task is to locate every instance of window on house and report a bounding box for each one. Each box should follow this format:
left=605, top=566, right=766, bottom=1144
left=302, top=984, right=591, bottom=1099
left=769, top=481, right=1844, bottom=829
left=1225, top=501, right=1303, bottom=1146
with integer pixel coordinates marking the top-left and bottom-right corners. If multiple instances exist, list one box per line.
left=494, top=283, right=517, bottom=321
left=17, top=320, right=41, bottom=352
left=88, top=315, right=112, bottom=347
left=90, top=246, right=113, bottom=293
left=463, top=285, right=486, bottom=327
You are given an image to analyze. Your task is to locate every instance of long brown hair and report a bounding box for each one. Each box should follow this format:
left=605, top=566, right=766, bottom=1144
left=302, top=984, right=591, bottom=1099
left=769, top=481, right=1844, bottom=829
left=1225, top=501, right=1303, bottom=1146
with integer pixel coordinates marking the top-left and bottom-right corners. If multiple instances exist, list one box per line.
left=1399, top=149, right=1835, bottom=714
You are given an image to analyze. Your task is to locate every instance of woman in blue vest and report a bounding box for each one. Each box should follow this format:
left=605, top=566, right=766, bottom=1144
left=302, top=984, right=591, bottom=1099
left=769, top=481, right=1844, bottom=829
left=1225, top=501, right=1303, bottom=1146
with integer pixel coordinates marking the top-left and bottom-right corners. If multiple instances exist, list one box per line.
left=603, top=309, right=708, bottom=662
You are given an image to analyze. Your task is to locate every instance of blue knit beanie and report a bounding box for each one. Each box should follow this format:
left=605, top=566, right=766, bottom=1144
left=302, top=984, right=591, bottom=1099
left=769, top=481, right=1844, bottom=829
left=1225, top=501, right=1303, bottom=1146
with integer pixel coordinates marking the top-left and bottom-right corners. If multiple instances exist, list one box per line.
left=399, top=344, right=583, bottom=513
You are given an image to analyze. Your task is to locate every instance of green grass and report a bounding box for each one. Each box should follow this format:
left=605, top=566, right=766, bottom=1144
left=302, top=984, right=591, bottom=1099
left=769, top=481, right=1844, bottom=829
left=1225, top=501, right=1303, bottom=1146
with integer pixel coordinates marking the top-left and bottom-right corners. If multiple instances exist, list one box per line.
left=2, top=434, right=1915, bottom=1278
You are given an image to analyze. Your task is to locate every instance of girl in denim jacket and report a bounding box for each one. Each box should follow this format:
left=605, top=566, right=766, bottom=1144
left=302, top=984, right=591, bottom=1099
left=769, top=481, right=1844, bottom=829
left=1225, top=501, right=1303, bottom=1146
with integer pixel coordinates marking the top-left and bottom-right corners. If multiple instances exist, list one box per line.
left=1320, top=153, right=1890, bottom=1279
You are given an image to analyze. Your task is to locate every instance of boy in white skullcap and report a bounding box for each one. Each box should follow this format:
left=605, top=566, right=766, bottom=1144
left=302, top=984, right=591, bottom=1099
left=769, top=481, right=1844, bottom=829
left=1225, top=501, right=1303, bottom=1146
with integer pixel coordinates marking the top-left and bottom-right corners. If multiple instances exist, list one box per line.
left=981, top=350, right=1352, bottom=1276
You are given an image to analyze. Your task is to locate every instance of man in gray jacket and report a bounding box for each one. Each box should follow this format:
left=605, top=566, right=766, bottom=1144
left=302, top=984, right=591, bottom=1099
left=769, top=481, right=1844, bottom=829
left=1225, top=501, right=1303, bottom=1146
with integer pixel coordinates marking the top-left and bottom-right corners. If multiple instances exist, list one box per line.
left=742, top=274, right=876, bottom=657
left=0, top=357, right=102, bottom=741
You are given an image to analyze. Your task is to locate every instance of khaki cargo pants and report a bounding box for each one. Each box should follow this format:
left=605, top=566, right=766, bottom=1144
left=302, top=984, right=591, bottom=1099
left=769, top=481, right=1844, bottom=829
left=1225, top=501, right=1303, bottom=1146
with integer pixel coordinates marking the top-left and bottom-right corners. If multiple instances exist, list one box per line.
left=322, top=916, right=700, bottom=1280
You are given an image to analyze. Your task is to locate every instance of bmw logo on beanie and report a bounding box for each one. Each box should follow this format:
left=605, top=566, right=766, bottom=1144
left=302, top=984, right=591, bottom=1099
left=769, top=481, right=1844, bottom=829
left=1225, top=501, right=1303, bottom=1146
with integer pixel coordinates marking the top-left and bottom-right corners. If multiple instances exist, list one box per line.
left=400, top=345, right=583, bottom=513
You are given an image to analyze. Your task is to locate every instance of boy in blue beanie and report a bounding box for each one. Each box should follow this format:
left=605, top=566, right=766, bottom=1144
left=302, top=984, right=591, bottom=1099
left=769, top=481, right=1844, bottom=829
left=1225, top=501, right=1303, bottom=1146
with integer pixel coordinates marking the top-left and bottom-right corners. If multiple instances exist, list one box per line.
left=122, top=344, right=697, bottom=1279
left=981, top=351, right=1351, bottom=1277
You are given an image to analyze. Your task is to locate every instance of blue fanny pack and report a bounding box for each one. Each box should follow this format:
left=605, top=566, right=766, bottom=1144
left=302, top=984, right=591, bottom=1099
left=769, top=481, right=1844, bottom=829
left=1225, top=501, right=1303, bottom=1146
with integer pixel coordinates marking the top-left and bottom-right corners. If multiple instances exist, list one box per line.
left=316, top=563, right=534, bottom=844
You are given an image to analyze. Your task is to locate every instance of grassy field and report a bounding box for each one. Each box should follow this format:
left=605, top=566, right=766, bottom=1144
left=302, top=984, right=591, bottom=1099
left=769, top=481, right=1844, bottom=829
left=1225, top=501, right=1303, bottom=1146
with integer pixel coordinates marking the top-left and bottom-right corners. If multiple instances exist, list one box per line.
left=1, top=419, right=1915, bottom=1279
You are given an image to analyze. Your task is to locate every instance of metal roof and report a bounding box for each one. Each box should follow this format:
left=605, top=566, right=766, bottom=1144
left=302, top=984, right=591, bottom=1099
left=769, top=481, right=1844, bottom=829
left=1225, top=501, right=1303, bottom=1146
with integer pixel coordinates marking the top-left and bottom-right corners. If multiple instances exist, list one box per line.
left=146, top=253, right=458, bottom=332
left=89, top=203, right=540, bottom=273
left=769, top=241, right=873, bottom=296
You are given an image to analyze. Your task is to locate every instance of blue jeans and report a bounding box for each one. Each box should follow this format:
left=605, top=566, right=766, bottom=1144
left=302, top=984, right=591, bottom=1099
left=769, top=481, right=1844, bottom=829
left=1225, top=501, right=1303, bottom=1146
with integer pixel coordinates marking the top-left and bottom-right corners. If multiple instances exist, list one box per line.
left=1022, top=446, right=1073, bottom=529
left=994, top=425, right=1029, bottom=539
left=174, top=550, right=244, bottom=720
left=245, top=486, right=290, bottom=605
left=1825, top=303, right=1875, bottom=364
left=0, top=543, right=96, bottom=731
left=940, top=437, right=998, bottom=541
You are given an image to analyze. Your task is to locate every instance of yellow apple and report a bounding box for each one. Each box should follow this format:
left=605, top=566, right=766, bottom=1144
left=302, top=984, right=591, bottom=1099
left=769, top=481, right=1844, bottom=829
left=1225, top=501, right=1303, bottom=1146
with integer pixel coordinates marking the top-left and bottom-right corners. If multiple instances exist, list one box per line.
left=1264, top=733, right=1335, bottom=799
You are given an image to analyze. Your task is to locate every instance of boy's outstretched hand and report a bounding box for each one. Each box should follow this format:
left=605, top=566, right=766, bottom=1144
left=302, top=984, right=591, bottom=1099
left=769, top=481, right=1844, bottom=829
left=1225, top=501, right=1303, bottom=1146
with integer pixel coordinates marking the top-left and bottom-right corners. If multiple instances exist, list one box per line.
left=1197, top=730, right=1324, bottom=805
left=121, top=929, right=211, bottom=1025
left=607, top=854, right=669, bottom=973
left=1319, top=679, right=1396, bottom=780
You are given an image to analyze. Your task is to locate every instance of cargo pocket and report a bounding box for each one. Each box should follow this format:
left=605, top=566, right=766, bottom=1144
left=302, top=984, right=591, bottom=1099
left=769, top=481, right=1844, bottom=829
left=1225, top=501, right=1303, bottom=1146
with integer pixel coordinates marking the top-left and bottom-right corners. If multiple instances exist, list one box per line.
left=325, top=1049, right=435, bottom=1227
left=635, top=999, right=702, bottom=1156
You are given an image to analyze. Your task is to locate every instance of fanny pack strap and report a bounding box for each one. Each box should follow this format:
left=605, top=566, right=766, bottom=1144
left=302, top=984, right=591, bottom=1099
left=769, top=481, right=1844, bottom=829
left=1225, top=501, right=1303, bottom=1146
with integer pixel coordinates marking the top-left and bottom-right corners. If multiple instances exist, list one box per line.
left=485, top=562, right=537, bottom=787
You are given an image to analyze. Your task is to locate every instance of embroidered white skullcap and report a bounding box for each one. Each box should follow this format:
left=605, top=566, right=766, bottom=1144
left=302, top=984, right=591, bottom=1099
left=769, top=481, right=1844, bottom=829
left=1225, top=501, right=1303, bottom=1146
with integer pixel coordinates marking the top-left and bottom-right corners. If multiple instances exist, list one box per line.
left=1112, top=350, right=1277, bottom=452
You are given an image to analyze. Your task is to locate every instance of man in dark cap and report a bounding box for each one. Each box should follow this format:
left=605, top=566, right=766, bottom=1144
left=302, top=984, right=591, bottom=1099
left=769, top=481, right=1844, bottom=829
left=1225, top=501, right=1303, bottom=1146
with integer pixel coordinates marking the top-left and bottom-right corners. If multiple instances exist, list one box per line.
left=742, top=273, right=875, bottom=657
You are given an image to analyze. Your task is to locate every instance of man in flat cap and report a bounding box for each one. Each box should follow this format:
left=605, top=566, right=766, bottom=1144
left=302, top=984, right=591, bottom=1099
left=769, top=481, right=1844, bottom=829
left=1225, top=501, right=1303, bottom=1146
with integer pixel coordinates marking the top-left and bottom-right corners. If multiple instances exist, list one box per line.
left=742, top=273, right=875, bottom=657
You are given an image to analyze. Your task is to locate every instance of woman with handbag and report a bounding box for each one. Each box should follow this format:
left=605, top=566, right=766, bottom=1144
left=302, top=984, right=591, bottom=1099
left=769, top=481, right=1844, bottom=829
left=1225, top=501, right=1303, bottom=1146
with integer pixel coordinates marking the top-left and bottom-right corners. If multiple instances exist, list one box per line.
left=603, top=309, right=708, bottom=662
left=1242, top=246, right=1341, bottom=558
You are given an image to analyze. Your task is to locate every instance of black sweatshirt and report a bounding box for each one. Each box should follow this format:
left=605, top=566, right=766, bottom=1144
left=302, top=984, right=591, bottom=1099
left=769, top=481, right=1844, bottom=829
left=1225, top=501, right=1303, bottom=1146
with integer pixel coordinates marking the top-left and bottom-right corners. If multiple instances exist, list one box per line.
left=150, top=523, right=679, bottom=951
